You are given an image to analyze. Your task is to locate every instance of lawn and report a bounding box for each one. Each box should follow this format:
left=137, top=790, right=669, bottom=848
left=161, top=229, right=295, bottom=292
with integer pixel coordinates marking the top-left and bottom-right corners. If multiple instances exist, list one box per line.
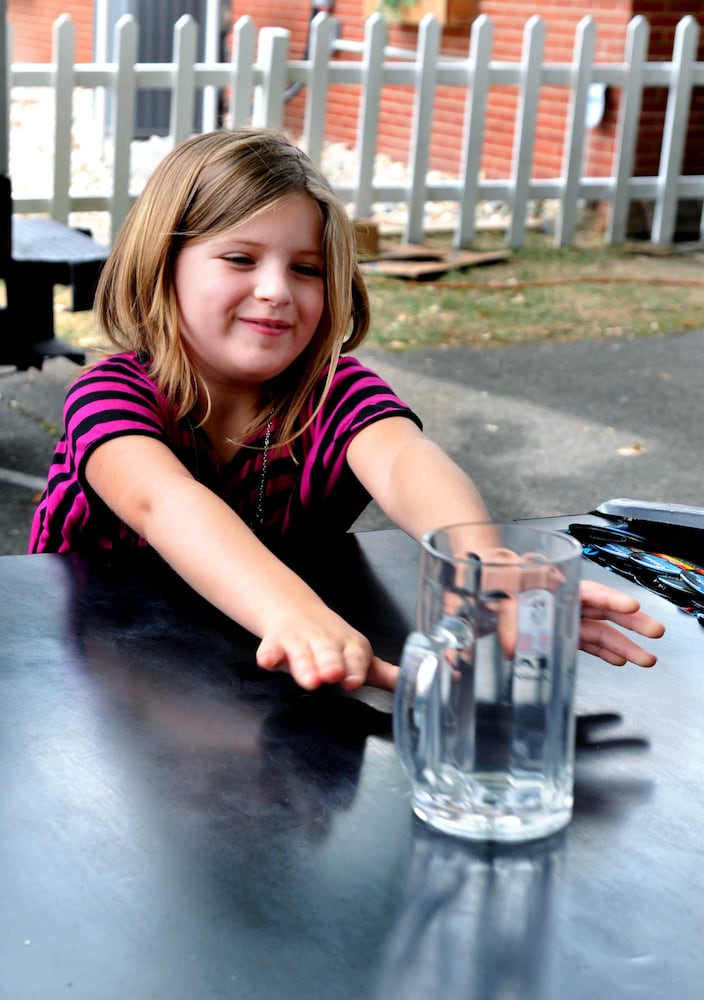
left=361, top=229, right=704, bottom=350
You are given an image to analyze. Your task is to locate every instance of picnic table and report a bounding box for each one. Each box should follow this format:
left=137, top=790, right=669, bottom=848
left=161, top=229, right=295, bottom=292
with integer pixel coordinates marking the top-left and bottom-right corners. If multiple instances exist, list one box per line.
left=0, top=175, right=108, bottom=370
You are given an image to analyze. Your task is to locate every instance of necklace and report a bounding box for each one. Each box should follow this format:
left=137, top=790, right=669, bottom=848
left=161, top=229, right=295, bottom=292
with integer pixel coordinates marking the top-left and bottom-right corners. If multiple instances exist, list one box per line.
left=186, top=407, right=274, bottom=533
left=252, top=411, right=274, bottom=531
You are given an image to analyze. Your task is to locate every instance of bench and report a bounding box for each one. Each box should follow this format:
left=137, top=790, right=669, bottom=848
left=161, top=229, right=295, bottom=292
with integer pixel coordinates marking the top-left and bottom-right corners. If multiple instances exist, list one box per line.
left=0, top=175, right=109, bottom=371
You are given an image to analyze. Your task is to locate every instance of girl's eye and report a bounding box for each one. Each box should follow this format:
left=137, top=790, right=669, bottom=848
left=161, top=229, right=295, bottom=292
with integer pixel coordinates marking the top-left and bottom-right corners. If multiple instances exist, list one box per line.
left=293, top=263, right=324, bottom=278
left=224, top=254, right=255, bottom=266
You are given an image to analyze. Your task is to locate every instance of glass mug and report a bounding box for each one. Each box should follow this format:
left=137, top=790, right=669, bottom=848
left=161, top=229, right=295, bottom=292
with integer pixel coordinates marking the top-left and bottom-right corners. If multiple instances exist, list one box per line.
left=394, top=522, right=582, bottom=843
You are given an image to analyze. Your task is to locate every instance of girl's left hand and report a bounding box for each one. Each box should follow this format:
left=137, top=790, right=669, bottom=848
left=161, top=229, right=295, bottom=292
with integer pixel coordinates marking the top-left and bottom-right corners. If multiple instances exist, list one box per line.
left=578, top=579, right=665, bottom=667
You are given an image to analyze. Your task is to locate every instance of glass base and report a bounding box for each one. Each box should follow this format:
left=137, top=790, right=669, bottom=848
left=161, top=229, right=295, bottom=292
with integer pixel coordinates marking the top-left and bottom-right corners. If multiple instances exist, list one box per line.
left=412, top=797, right=573, bottom=844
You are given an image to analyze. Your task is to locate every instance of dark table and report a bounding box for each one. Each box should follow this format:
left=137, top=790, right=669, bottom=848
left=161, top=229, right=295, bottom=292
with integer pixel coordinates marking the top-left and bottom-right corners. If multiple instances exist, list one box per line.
left=1, top=525, right=703, bottom=999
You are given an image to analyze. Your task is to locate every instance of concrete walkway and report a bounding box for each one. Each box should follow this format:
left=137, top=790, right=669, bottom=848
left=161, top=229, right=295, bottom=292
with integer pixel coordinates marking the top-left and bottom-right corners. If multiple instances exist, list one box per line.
left=2, top=328, right=703, bottom=555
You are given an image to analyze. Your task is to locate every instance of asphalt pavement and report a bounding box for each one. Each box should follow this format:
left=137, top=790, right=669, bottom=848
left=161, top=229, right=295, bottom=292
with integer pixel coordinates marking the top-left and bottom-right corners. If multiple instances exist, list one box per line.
left=1, top=329, right=703, bottom=555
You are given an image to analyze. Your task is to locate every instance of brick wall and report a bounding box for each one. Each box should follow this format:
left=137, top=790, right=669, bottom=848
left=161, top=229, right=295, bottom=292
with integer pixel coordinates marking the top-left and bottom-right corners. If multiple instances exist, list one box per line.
left=632, top=0, right=704, bottom=176
left=474, top=1, right=632, bottom=179
left=273, top=0, right=687, bottom=181
left=8, top=0, right=94, bottom=61
left=7, top=1, right=703, bottom=182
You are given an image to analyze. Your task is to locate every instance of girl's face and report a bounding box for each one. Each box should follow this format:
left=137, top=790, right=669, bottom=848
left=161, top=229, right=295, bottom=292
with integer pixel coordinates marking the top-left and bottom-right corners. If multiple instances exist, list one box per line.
left=174, top=192, right=326, bottom=396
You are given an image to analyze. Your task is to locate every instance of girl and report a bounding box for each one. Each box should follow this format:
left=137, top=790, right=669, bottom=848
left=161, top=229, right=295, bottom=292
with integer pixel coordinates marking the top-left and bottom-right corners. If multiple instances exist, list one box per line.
left=29, top=129, right=663, bottom=690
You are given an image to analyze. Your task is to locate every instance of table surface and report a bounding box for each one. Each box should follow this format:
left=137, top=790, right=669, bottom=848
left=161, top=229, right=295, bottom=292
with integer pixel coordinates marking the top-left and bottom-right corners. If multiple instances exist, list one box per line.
left=11, top=217, right=108, bottom=264
left=1, top=526, right=703, bottom=1000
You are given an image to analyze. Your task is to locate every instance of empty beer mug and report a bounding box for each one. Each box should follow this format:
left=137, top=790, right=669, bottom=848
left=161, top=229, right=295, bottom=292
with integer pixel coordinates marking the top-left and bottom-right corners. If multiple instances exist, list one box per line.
left=394, top=522, right=582, bottom=843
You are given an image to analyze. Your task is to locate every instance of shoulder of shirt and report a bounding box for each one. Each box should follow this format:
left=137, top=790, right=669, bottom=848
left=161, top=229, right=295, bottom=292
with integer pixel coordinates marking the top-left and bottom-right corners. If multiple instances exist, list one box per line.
left=71, top=352, right=155, bottom=387
left=83, top=350, right=150, bottom=374
left=66, top=353, right=172, bottom=421
left=327, top=354, right=381, bottom=379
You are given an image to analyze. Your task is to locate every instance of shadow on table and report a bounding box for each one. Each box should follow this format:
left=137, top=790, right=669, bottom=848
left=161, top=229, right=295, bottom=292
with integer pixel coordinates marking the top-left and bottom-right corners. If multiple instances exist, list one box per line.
left=573, top=711, right=654, bottom=818
left=60, top=542, right=398, bottom=845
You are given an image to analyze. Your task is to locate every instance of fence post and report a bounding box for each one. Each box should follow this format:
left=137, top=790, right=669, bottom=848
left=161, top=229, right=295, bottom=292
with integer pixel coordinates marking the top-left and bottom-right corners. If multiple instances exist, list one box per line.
left=229, top=16, right=256, bottom=128
left=555, top=16, right=597, bottom=247
left=455, top=15, right=492, bottom=248
left=201, top=0, right=222, bottom=132
left=651, top=15, right=700, bottom=245
left=508, top=16, right=545, bottom=248
left=354, top=14, right=386, bottom=221
left=171, top=15, right=198, bottom=144
left=252, top=27, right=289, bottom=130
left=405, top=14, right=441, bottom=244
left=607, top=16, right=649, bottom=245
left=110, top=15, right=138, bottom=240
left=0, top=0, right=7, bottom=177
left=302, top=12, right=336, bottom=164
left=51, top=15, right=74, bottom=224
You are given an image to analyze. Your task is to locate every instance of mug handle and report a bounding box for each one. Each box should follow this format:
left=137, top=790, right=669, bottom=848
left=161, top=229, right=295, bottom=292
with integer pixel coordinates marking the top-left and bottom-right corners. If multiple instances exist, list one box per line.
left=393, top=630, right=444, bottom=784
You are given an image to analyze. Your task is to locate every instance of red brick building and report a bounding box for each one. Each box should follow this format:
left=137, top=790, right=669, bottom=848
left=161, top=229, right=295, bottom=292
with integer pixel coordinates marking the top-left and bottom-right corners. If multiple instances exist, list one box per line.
left=7, top=0, right=704, bottom=181
left=8, top=0, right=93, bottom=62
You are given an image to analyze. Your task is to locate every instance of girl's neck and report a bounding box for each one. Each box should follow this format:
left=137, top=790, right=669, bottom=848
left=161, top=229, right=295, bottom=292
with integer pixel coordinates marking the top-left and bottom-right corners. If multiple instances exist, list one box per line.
left=195, top=385, right=266, bottom=459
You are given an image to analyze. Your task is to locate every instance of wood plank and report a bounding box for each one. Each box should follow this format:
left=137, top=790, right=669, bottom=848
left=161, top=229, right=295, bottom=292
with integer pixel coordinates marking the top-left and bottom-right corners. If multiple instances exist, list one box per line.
left=358, top=245, right=509, bottom=279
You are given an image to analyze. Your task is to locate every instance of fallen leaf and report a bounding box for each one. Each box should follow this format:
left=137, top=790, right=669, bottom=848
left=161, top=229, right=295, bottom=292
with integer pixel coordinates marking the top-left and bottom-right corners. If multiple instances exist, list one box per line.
left=617, top=442, right=646, bottom=456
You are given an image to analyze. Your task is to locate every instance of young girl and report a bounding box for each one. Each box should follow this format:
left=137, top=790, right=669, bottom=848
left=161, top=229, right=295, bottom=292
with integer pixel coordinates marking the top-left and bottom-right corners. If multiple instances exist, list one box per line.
left=29, top=129, right=663, bottom=691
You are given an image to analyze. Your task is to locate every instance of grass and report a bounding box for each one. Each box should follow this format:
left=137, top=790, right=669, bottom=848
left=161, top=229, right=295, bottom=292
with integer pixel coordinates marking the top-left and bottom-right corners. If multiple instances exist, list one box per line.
left=361, top=228, right=704, bottom=350
left=54, top=225, right=704, bottom=353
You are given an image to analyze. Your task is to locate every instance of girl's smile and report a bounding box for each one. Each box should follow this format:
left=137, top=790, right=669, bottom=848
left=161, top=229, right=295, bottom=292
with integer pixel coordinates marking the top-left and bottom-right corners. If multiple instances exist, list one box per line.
left=239, top=316, right=294, bottom=337
left=174, top=192, right=325, bottom=394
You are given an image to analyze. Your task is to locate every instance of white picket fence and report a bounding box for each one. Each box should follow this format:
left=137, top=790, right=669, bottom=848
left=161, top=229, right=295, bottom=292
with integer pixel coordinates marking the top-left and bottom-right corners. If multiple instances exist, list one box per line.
left=6, top=10, right=704, bottom=247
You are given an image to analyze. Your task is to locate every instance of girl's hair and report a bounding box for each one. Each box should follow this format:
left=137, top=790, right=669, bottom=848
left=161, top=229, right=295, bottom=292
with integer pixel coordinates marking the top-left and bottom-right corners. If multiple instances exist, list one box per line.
left=94, top=128, right=370, bottom=445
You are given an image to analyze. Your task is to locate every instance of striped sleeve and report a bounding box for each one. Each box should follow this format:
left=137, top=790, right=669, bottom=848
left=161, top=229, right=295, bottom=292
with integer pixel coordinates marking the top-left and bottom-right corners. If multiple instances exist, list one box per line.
left=279, top=355, right=422, bottom=536
left=29, top=354, right=173, bottom=552
left=64, top=355, right=171, bottom=487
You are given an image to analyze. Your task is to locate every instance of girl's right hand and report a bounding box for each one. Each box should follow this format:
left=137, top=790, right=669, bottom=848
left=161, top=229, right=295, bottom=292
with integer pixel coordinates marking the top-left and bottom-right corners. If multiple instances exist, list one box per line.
left=255, top=611, right=398, bottom=692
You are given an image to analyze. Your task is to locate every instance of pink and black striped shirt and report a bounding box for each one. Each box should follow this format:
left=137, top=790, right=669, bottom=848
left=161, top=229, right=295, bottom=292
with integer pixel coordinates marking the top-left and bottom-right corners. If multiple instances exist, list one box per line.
left=29, top=352, right=421, bottom=553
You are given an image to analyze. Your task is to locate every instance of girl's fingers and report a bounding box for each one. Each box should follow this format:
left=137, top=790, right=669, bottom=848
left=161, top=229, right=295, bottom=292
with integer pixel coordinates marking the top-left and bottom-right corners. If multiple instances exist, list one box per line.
left=579, top=580, right=666, bottom=639
left=580, top=605, right=666, bottom=641
left=256, top=631, right=373, bottom=691
left=256, top=636, right=322, bottom=689
left=256, top=638, right=285, bottom=671
left=345, top=657, right=400, bottom=692
left=579, top=618, right=658, bottom=668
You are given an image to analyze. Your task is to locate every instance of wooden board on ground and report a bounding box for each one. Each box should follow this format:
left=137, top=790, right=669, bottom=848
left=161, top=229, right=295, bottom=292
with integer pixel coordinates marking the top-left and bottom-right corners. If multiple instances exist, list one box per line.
left=358, top=245, right=509, bottom=280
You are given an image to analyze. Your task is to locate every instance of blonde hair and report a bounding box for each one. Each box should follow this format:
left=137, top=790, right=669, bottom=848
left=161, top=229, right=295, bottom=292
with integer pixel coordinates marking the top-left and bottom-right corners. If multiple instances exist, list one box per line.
left=94, top=128, right=370, bottom=445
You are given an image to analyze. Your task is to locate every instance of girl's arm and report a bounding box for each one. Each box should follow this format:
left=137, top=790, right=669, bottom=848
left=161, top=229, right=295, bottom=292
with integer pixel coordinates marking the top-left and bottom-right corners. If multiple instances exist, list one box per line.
left=86, top=435, right=397, bottom=691
left=347, top=415, right=491, bottom=538
left=347, top=416, right=665, bottom=667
